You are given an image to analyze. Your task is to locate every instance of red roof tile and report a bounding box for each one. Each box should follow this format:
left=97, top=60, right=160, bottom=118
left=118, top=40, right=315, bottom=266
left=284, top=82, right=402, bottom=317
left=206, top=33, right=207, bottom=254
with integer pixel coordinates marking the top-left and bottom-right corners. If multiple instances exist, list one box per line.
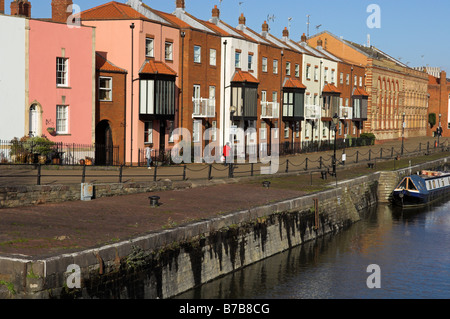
left=151, top=9, right=191, bottom=29
left=231, top=70, right=259, bottom=83
left=283, top=78, right=306, bottom=89
left=353, top=87, right=369, bottom=96
left=96, top=53, right=127, bottom=73
left=81, top=1, right=147, bottom=20
left=139, top=60, right=177, bottom=76
left=322, top=83, right=341, bottom=93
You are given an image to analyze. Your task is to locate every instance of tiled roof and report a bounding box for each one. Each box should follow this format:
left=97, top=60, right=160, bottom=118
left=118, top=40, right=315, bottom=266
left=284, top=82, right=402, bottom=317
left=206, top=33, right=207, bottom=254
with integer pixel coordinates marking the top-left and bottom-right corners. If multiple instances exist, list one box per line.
left=151, top=9, right=191, bottom=29
left=96, top=53, right=127, bottom=73
left=202, top=21, right=230, bottom=37
left=81, top=1, right=147, bottom=20
left=231, top=70, right=259, bottom=83
left=139, top=60, right=177, bottom=76
left=283, top=78, right=306, bottom=89
left=322, top=83, right=341, bottom=93
left=353, top=87, right=369, bottom=96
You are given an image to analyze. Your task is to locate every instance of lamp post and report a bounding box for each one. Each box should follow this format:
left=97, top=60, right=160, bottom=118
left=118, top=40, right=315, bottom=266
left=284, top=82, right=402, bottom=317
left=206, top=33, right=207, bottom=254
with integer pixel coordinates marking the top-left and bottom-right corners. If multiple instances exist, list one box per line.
left=230, top=105, right=236, bottom=143
left=401, top=112, right=405, bottom=155
left=130, top=22, right=135, bottom=166
left=332, top=113, right=339, bottom=175
left=438, top=113, right=442, bottom=147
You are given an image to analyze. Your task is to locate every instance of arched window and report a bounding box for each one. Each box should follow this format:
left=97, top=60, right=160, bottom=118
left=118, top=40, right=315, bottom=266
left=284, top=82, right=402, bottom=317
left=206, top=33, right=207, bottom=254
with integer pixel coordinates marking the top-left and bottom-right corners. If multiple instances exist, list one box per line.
left=29, top=105, right=38, bottom=137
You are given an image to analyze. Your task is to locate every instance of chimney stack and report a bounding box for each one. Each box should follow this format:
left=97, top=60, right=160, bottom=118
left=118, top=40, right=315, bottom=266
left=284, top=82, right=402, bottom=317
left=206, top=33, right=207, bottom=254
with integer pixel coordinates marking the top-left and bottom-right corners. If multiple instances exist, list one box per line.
left=211, top=5, right=219, bottom=18
left=51, top=0, right=73, bottom=23
left=239, top=13, right=246, bottom=25
left=262, top=21, right=269, bottom=32
left=10, top=0, right=31, bottom=18
left=176, top=0, right=185, bottom=9
left=0, top=0, right=5, bottom=14
left=282, top=27, right=289, bottom=38
left=301, top=33, right=307, bottom=43
left=317, top=37, right=323, bottom=48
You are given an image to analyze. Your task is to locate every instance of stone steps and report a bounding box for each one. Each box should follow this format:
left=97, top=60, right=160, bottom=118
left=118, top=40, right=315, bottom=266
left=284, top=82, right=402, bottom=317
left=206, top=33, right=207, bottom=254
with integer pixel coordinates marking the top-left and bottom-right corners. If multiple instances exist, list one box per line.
left=378, top=171, right=399, bottom=202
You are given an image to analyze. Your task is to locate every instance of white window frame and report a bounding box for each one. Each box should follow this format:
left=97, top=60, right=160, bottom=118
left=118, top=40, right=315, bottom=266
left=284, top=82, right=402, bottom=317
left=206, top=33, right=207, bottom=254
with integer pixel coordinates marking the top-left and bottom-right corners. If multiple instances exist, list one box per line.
left=194, top=45, right=201, bottom=63
left=295, top=64, right=300, bottom=77
left=193, top=120, right=202, bottom=143
left=209, top=49, right=216, bottom=66
left=262, top=57, right=268, bottom=72
left=165, top=42, right=173, bottom=61
left=145, top=121, right=153, bottom=144
left=99, top=76, right=112, bottom=101
left=146, top=38, right=154, bottom=58
left=56, top=105, right=68, bottom=134
left=306, top=65, right=311, bottom=80
left=235, top=51, right=241, bottom=69
left=286, top=62, right=291, bottom=76
left=260, top=121, right=267, bottom=140
left=273, top=59, right=278, bottom=74
left=56, top=57, right=68, bottom=87
left=248, top=54, right=253, bottom=71
left=211, top=120, right=217, bottom=141
left=314, top=66, right=318, bottom=81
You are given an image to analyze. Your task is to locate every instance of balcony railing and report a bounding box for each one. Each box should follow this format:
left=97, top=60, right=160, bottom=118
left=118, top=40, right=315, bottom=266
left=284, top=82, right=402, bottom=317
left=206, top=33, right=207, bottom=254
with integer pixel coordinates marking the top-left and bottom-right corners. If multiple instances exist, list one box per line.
left=192, top=98, right=215, bottom=118
left=340, top=106, right=353, bottom=120
left=261, top=102, right=279, bottom=119
left=304, top=104, right=321, bottom=120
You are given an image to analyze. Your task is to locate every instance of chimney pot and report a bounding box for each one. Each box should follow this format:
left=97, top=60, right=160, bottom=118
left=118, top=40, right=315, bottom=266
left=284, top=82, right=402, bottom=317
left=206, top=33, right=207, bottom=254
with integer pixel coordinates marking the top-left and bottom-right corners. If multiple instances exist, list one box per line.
left=301, top=33, right=307, bottom=43
left=317, top=37, right=323, bottom=47
left=262, top=20, right=269, bottom=32
left=10, top=0, right=31, bottom=18
left=239, top=13, right=246, bottom=25
left=282, top=26, right=289, bottom=38
left=0, top=0, right=4, bottom=14
left=212, top=4, right=219, bottom=18
left=176, top=0, right=185, bottom=9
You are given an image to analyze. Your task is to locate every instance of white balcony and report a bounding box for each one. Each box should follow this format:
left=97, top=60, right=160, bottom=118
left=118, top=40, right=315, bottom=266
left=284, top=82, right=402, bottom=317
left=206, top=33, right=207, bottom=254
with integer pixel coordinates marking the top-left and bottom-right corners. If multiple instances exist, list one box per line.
left=305, top=104, right=321, bottom=120
left=192, top=98, right=215, bottom=118
left=261, top=101, right=279, bottom=119
left=339, top=106, right=353, bottom=120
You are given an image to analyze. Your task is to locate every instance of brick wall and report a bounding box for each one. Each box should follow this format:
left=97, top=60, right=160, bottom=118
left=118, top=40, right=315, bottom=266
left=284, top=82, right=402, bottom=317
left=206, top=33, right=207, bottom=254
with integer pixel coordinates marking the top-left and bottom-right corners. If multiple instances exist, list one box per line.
left=51, top=0, right=72, bottom=23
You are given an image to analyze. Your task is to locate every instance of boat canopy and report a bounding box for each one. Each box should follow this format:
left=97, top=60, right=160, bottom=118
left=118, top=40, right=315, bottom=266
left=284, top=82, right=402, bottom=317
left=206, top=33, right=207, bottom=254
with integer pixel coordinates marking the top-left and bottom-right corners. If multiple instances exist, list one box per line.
left=395, top=175, right=428, bottom=193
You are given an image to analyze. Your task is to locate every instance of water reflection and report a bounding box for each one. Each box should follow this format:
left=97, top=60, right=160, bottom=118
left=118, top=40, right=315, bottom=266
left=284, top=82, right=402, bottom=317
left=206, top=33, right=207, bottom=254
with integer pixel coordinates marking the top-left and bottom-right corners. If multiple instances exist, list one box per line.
left=176, top=199, right=450, bottom=299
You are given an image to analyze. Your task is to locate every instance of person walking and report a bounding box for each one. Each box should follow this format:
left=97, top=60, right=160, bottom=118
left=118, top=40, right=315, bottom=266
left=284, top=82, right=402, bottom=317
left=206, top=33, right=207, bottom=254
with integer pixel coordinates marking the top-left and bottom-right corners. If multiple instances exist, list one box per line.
left=145, top=145, right=153, bottom=169
left=223, top=142, right=231, bottom=166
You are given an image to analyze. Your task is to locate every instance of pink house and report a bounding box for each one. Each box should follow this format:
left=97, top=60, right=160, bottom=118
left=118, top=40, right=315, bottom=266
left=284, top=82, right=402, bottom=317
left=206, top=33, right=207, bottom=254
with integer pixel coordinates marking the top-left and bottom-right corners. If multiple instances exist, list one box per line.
left=81, top=1, right=181, bottom=165
left=28, top=18, right=95, bottom=145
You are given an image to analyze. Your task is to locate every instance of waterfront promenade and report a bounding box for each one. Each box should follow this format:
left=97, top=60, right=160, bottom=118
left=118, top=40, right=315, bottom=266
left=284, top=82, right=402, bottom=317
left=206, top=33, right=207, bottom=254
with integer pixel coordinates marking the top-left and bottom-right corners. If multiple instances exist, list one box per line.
left=0, top=136, right=449, bottom=259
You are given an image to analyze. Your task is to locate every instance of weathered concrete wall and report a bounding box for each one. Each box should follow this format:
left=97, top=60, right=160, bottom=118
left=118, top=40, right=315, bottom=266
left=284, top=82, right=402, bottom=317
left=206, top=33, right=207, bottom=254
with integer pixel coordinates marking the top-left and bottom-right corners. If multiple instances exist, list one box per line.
left=0, top=180, right=191, bottom=209
left=0, top=173, right=378, bottom=299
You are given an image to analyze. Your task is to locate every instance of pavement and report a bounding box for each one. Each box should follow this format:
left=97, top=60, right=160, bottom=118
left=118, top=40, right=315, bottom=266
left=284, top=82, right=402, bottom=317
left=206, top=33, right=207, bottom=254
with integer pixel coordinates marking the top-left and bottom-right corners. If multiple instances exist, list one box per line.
left=0, top=135, right=449, bottom=259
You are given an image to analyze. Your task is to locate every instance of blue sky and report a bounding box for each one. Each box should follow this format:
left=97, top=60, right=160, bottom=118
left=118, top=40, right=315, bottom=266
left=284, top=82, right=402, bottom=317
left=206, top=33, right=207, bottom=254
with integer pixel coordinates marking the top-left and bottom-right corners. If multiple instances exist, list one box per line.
left=18, top=0, right=450, bottom=72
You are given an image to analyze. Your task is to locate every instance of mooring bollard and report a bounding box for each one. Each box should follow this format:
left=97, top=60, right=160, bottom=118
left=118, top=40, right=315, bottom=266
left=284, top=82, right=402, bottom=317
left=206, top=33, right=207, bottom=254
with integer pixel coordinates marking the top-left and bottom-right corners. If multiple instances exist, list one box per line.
left=149, top=196, right=160, bottom=207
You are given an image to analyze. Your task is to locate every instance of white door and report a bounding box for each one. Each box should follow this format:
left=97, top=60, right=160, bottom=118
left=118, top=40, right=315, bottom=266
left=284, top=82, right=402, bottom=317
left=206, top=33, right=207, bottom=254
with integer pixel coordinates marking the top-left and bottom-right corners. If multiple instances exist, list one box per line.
left=29, top=105, right=38, bottom=136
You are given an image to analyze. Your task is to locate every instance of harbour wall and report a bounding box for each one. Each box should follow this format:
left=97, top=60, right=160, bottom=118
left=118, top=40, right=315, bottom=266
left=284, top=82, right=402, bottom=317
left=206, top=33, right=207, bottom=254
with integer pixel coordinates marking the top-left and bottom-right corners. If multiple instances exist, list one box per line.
left=0, top=173, right=378, bottom=299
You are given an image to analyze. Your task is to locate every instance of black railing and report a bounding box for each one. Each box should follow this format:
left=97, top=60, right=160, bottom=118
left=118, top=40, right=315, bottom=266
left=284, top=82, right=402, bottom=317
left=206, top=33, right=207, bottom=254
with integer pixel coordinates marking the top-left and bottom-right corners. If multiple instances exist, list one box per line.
left=0, top=140, right=120, bottom=166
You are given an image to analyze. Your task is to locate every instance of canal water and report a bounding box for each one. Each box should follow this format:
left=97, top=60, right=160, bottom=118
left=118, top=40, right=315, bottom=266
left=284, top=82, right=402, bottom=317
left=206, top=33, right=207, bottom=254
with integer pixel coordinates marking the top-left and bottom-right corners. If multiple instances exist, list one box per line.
left=176, top=199, right=450, bottom=299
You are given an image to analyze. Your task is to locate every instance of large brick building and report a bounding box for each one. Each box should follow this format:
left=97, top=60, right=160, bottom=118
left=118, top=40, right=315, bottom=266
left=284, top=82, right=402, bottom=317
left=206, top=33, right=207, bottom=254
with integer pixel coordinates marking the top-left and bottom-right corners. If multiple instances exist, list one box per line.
left=308, top=31, right=429, bottom=141
left=424, top=70, right=450, bottom=139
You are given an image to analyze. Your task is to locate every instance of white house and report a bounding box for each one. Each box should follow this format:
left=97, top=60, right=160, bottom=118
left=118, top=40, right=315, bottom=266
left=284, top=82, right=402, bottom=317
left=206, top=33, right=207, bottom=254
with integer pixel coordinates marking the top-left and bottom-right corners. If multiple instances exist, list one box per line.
left=0, top=14, right=27, bottom=142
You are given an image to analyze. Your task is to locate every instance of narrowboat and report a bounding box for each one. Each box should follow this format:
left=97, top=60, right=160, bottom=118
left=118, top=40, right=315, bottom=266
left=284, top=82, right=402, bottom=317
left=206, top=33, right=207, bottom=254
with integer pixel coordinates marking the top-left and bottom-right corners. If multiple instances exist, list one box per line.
left=391, top=170, right=450, bottom=208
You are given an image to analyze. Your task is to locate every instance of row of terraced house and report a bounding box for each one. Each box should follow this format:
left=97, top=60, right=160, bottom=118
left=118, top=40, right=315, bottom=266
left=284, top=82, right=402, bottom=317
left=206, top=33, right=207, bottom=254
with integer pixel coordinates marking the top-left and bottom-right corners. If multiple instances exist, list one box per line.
left=1, top=0, right=448, bottom=166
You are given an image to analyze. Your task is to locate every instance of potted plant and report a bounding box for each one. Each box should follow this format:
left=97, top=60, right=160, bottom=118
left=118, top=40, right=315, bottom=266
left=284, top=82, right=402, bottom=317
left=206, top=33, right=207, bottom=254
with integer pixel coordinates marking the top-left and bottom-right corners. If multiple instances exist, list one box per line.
left=47, top=127, right=56, bottom=136
left=25, top=136, right=55, bottom=164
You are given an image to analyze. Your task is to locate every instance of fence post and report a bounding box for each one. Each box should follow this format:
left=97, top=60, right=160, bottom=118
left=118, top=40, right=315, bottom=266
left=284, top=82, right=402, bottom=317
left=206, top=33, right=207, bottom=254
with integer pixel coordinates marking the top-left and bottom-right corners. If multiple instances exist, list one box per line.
left=228, top=164, right=233, bottom=178
left=37, top=164, right=41, bottom=186
left=153, top=162, right=158, bottom=182
left=250, top=163, right=254, bottom=177
left=138, top=150, right=141, bottom=167
left=81, top=164, right=86, bottom=183
left=427, top=141, right=430, bottom=153
left=369, top=149, right=371, bottom=161
left=119, top=165, right=123, bottom=183
left=380, top=148, right=383, bottom=159
left=208, top=164, right=213, bottom=180
left=285, top=159, right=289, bottom=173
left=356, top=151, right=359, bottom=163
left=391, top=147, right=394, bottom=158
left=319, top=156, right=322, bottom=169
left=183, top=165, right=187, bottom=181
left=305, top=157, right=308, bottom=171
